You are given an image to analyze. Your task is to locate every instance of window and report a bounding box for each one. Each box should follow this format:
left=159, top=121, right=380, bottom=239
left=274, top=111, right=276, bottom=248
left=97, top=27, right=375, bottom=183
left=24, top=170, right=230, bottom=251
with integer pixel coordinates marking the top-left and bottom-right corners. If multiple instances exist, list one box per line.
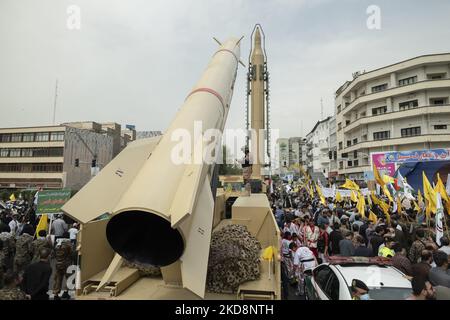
left=21, top=149, right=32, bottom=157
left=313, top=266, right=332, bottom=291
left=22, top=133, right=34, bottom=142
left=352, top=138, right=358, bottom=145
left=345, top=120, right=350, bottom=126
left=339, top=161, right=343, bottom=170
left=353, top=159, right=359, bottom=166
left=10, top=134, right=22, bottom=142
left=325, top=273, right=340, bottom=300
left=337, top=105, right=341, bottom=114
left=371, top=83, right=388, bottom=93
left=31, top=163, right=63, bottom=172
left=427, top=73, right=446, bottom=80
left=0, top=134, right=11, bottom=142
left=347, top=160, right=352, bottom=167
left=347, top=141, right=351, bottom=147
left=338, top=122, right=342, bottom=131
left=35, top=132, right=49, bottom=142
left=9, top=148, right=21, bottom=157
left=398, top=76, right=417, bottom=86
left=50, top=132, right=64, bottom=141
left=399, top=100, right=418, bottom=111
left=338, top=142, right=343, bottom=150
left=0, top=164, right=20, bottom=172
left=434, top=125, right=447, bottom=130
left=372, top=106, right=387, bottom=115
left=354, top=151, right=358, bottom=158
left=430, top=97, right=448, bottom=105
left=373, top=131, right=390, bottom=140
left=0, top=149, right=9, bottom=157
left=401, top=127, right=421, bottom=137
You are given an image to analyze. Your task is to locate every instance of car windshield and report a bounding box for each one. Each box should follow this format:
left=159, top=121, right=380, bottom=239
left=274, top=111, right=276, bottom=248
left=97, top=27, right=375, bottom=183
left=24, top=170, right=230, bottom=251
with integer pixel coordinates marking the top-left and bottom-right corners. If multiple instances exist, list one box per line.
left=349, top=287, right=411, bottom=300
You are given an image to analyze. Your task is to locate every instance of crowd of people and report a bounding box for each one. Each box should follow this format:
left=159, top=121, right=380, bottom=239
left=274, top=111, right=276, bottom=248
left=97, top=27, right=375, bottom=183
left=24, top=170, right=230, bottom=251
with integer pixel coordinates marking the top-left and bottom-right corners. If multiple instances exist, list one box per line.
left=0, top=202, right=79, bottom=300
left=270, top=179, right=450, bottom=300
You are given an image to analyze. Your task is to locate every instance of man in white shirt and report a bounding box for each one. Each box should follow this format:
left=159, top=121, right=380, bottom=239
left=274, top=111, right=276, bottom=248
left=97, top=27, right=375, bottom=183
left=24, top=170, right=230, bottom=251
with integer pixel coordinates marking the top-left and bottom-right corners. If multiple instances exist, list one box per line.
left=8, top=214, right=19, bottom=236
left=68, top=223, right=79, bottom=247
left=291, top=242, right=318, bottom=295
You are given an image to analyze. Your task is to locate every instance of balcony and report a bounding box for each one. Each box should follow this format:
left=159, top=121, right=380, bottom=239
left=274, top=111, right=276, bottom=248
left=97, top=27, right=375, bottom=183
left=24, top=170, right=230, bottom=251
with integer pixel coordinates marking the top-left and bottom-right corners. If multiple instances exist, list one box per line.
left=344, top=104, right=450, bottom=133
left=342, top=133, right=450, bottom=153
left=337, top=54, right=450, bottom=100
left=319, top=141, right=329, bottom=150
left=342, top=79, right=450, bottom=116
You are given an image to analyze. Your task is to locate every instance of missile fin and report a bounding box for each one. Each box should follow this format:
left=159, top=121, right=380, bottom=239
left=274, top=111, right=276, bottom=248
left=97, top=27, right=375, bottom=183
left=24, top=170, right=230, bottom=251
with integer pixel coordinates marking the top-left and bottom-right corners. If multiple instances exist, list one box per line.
left=180, top=176, right=214, bottom=298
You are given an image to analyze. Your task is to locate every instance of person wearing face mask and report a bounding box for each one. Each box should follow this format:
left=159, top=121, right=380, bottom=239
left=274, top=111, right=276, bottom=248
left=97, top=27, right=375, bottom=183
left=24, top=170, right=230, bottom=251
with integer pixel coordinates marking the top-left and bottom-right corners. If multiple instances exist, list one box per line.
left=351, top=279, right=371, bottom=300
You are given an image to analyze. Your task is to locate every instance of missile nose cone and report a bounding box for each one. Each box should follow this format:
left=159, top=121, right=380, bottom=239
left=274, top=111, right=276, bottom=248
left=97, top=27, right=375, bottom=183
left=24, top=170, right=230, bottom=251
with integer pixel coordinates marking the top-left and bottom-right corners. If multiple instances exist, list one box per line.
left=254, top=27, right=261, bottom=46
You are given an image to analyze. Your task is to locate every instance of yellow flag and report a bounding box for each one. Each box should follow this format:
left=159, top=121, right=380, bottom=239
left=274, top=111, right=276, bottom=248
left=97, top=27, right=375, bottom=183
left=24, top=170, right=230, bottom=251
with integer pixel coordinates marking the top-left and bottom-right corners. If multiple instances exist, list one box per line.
left=261, top=246, right=275, bottom=261
left=340, top=179, right=360, bottom=191
left=413, top=200, right=420, bottom=212
left=367, top=193, right=372, bottom=207
left=382, top=185, right=393, bottom=203
left=435, top=173, right=449, bottom=203
left=351, top=190, right=358, bottom=202
left=368, top=210, right=378, bottom=224
left=357, top=193, right=366, bottom=217
left=335, top=190, right=342, bottom=202
left=383, top=175, right=395, bottom=185
left=423, top=171, right=437, bottom=214
left=418, top=189, right=424, bottom=206
left=373, top=165, right=385, bottom=186
left=35, top=214, right=48, bottom=237
left=396, top=196, right=403, bottom=214
left=9, top=193, right=16, bottom=201
left=385, top=210, right=391, bottom=224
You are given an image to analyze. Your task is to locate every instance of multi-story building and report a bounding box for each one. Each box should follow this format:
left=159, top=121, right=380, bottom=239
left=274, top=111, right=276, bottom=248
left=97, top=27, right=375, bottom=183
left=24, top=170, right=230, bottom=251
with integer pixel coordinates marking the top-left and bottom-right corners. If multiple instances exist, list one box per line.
left=288, top=137, right=303, bottom=168
left=306, top=116, right=332, bottom=179
left=328, top=115, right=338, bottom=179
left=0, top=125, right=113, bottom=190
left=335, top=53, right=450, bottom=181
left=277, top=138, right=289, bottom=173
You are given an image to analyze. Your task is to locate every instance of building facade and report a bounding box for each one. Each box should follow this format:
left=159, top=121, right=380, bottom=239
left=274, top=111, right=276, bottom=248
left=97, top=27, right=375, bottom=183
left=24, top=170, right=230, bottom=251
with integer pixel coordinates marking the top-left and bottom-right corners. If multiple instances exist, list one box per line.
left=277, top=138, right=289, bottom=173
left=328, top=115, right=338, bottom=179
left=288, top=137, right=303, bottom=168
left=306, top=116, right=332, bottom=178
left=335, top=53, right=450, bottom=181
left=0, top=125, right=113, bottom=190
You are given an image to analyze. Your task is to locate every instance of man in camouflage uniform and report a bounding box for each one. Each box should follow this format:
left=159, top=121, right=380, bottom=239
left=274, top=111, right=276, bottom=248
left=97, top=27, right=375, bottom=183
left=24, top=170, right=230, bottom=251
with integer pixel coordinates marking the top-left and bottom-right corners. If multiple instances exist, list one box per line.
left=0, top=229, right=15, bottom=281
left=31, top=230, right=52, bottom=264
left=13, top=226, right=34, bottom=274
left=0, top=271, right=27, bottom=300
left=409, top=228, right=427, bottom=264
left=53, top=235, right=72, bottom=299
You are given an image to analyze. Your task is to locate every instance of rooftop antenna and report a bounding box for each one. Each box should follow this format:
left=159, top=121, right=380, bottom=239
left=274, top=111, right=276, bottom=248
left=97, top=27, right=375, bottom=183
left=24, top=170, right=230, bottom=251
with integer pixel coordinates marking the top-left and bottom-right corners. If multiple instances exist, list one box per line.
left=52, top=79, right=58, bottom=125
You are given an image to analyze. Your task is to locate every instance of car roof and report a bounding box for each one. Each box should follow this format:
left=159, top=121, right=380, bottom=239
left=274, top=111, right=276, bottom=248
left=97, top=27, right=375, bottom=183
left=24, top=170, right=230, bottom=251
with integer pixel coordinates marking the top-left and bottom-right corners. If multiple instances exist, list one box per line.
left=333, top=265, right=411, bottom=289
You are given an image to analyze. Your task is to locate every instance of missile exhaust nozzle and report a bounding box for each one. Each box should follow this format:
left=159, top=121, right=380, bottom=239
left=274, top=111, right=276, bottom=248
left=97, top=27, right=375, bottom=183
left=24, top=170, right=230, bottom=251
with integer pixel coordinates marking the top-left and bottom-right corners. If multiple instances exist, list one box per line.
left=106, top=210, right=184, bottom=267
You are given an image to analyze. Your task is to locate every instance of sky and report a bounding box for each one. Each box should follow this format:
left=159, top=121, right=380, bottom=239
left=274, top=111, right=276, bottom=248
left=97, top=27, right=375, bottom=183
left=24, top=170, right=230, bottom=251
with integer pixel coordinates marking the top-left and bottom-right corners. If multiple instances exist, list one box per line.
left=1, top=0, right=450, bottom=141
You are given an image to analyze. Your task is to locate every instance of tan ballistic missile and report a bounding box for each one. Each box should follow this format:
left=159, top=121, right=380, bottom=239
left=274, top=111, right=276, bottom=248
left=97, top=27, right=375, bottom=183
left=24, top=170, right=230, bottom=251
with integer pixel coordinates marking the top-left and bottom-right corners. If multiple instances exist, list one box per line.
left=249, top=26, right=265, bottom=179
left=62, top=38, right=241, bottom=297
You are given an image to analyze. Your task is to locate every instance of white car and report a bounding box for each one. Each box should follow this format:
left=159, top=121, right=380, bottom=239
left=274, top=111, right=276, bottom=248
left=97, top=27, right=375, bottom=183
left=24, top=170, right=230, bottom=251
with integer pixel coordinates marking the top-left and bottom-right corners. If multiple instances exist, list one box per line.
left=305, top=256, right=412, bottom=300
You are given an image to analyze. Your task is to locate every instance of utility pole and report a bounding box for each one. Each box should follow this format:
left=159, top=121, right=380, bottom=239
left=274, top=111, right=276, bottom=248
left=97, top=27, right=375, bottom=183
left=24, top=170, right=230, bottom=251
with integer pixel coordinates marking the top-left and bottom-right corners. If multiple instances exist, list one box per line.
left=52, top=79, right=58, bottom=125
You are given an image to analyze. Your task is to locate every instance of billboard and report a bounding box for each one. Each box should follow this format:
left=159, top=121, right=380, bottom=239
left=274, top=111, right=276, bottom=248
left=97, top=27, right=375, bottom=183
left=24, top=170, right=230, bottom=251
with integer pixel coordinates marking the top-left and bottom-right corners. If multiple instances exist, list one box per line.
left=36, top=189, right=71, bottom=214
left=371, top=153, right=397, bottom=177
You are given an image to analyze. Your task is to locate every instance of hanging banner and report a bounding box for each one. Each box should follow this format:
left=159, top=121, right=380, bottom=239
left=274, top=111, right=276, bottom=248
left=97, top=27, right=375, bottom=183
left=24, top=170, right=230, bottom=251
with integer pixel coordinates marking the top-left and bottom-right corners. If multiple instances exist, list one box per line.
left=36, top=189, right=71, bottom=214
left=371, top=153, right=396, bottom=177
